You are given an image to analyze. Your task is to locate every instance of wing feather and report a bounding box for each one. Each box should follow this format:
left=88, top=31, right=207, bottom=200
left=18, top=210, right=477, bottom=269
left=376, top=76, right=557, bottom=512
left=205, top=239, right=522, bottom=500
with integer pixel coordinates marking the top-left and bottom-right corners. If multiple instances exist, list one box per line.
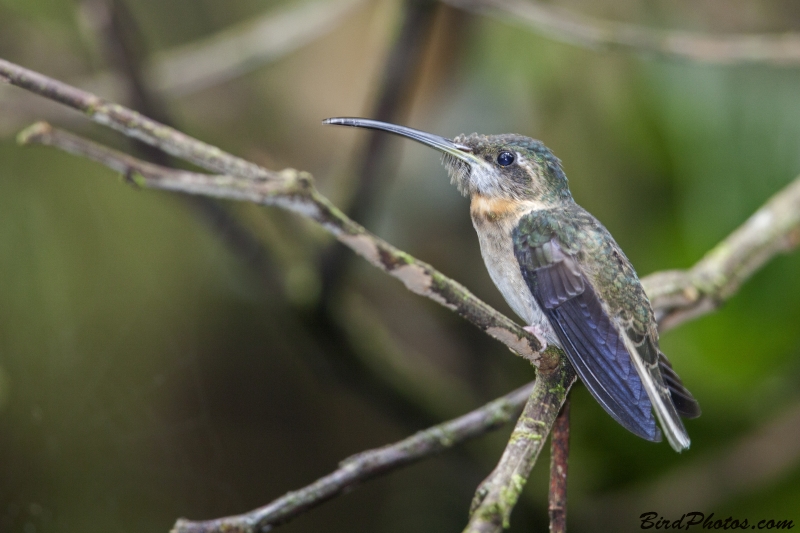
left=513, top=217, right=699, bottom=450
left=518, top=240, right=660, bottom=441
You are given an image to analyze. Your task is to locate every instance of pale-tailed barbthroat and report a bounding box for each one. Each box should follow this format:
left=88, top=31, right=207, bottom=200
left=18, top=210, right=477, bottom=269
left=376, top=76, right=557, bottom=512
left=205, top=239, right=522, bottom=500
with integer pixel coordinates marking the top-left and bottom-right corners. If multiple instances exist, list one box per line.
left=324, top=117, right=700, bottom=451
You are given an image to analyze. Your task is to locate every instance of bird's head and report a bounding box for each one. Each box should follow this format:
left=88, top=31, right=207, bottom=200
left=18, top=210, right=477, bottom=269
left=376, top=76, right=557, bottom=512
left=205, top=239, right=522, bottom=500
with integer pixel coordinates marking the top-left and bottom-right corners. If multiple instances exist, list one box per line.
left=324, top=118, right=573, bottom=206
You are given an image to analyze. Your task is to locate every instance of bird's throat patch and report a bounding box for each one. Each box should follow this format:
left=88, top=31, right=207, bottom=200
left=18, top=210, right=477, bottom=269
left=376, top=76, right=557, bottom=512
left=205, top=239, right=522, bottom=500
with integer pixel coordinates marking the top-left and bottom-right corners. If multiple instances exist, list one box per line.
left=470, top=195, right=545, bottom=226
left=470, top=195, right=520, bottom=222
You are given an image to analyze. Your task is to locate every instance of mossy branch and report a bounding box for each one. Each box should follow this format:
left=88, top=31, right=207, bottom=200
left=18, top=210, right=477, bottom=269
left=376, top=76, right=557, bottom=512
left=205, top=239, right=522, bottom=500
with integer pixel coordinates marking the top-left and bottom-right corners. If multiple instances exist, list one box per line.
left=464, top=351, right=576, bottom=533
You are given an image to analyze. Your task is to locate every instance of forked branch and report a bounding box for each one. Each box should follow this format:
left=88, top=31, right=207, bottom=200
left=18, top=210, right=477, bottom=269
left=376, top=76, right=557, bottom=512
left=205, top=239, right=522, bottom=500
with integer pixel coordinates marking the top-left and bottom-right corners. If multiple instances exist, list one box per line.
left=2, top=57, right=545, bottom=364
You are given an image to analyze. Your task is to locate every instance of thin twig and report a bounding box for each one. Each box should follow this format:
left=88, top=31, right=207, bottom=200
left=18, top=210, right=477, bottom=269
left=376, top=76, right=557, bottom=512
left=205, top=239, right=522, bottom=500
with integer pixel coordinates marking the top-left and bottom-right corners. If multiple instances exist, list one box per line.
left=12, top=117, right=544, bottom=364
left=465, top=352, right=576, bottom=533
left=1, top=59, right=269, bottom=180
left=169, top=381, right=536, bottom=533
left=86, top=0, right=285, bottom=293
left=88, top=0, right=172, bottom=127
left=95, top=0, right=284, bottom=282
left=345, top=0, right=438, bottom=224
left=548, top=397, right=570, bottom=533
left=444, top=0, right=800, bottom=65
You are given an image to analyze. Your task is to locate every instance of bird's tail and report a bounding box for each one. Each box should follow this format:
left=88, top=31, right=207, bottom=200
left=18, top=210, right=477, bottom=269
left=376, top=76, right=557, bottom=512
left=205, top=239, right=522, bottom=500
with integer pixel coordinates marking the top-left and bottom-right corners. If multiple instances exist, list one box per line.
left=658, top=352, right=701, bottom=419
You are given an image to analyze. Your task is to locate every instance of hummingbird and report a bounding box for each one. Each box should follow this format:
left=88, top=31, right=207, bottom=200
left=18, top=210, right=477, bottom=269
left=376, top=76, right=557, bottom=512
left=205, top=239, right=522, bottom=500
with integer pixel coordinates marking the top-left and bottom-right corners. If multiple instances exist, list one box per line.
left=323, top=117, right=700, bottom=451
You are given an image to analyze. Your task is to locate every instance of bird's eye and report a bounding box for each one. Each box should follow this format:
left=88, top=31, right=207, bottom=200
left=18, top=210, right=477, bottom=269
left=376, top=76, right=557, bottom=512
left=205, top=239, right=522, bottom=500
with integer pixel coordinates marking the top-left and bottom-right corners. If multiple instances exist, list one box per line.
left=497, top=151, right=515, bottom=167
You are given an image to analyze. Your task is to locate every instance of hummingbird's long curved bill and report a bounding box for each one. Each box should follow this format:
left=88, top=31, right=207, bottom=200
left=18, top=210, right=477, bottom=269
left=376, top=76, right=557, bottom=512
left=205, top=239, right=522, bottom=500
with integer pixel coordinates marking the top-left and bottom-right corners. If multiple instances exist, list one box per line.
left=323, top=117, right=479, bottom=164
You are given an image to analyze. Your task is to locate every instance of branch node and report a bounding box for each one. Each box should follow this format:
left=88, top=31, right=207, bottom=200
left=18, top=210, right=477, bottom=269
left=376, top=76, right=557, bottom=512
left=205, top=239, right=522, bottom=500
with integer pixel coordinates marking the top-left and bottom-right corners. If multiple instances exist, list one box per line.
left=538, top=346, right=562, bottom=373
left=469, top=483, right=490, bottom=515
left=681, top=284, right=700, bottom=303
left=121, top=168, right=146, bottom=189
left=16, top=121, right=52, bottom=146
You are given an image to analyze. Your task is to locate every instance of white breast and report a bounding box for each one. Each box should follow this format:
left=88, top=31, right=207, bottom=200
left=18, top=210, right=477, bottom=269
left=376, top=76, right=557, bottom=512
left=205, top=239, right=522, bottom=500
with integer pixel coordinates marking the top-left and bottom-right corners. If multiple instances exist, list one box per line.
left=471, top=211, right=554, bottom=339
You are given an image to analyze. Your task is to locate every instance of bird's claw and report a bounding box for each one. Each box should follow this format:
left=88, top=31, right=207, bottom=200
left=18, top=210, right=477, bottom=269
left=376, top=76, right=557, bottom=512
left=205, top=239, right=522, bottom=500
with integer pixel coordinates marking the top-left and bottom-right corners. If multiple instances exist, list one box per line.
left=523, top=324, right=548, bottom=351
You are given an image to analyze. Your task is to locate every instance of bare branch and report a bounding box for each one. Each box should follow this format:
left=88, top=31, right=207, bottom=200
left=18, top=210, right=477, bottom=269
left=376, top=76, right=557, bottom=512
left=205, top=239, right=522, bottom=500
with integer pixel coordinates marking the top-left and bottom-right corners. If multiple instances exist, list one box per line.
left=444, top=0, right=800, bottom=65
left=643, top=175, right=800, bottom=331
left=0, top=58, right=277, bottom=179
left=548, top=397, right=570, bottom=533
left=13, top=117, right=543, bottom=363
left=149, top=0, right=364, bottom=96
left=169, top=381, right=536, bottom=533
left=464, top=352, right=576, bottom=533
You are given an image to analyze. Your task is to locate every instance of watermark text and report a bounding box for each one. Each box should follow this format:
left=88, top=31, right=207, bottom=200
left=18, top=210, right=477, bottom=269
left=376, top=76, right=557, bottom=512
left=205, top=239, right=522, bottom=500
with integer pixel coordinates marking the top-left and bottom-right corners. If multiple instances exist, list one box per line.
left=640, top=512, right=794, bottom=530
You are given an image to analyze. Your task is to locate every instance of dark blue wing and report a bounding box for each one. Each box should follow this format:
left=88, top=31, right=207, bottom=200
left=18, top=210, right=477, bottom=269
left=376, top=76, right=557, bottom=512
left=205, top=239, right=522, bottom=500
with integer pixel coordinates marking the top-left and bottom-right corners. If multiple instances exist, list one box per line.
left=514, top=236, right=661, bottom=441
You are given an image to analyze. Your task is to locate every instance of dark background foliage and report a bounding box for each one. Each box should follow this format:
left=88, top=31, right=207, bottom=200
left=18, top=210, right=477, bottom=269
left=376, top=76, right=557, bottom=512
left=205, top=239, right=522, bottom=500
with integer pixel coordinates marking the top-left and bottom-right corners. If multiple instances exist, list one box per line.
left=1, top=0, right=799, bottom=531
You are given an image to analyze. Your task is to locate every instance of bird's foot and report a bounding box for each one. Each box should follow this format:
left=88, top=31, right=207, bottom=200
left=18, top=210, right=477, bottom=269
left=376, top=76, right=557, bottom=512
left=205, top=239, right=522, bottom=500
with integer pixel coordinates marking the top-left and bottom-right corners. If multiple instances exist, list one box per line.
left=523, top=324, right=548, bottom=351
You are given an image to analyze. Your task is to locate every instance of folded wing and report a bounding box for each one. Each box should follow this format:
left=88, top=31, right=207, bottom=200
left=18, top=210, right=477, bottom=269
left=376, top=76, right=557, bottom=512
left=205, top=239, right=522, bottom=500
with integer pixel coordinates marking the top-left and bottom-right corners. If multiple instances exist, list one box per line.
left=513, top=222, right=699, bottom=450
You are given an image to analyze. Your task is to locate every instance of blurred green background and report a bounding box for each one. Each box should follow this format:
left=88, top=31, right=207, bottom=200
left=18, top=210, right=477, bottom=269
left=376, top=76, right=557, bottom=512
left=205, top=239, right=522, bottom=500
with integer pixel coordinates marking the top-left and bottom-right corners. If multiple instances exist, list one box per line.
left=1, top=0, right=799, bottom=531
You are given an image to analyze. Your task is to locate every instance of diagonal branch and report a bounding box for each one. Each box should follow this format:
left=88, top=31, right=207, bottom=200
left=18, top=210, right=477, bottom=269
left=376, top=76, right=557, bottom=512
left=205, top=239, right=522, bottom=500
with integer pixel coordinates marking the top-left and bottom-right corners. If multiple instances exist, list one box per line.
left=444, top=0, right=800, bottom=65
left=84, top=0, right=458, bottom=430
left=643, top=175, right=800, bottom=331
left=168, top=381, right=536, bottom=533
left=14, top=118, right=544, bottom=364
left=0, top=58, right=271, bottom=180
left=464, top=352, right=576, bottom=533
